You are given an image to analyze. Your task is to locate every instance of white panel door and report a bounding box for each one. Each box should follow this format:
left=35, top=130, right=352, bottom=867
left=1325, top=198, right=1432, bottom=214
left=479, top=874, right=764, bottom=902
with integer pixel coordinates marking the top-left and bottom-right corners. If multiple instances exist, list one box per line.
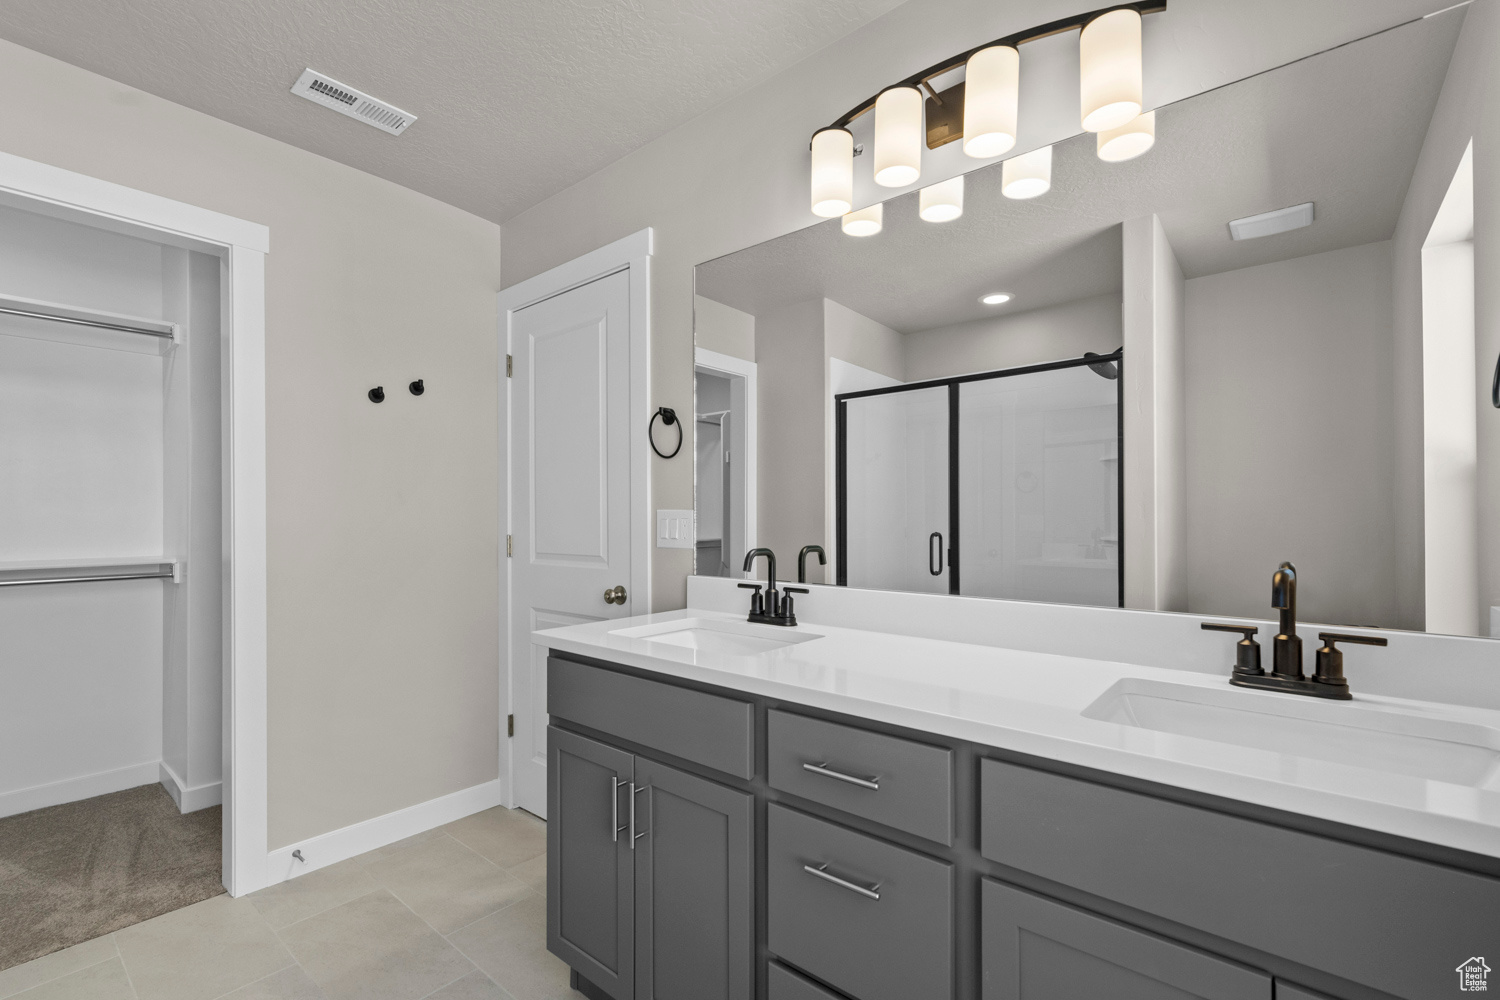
left=511, top=268, right=634, bottom=817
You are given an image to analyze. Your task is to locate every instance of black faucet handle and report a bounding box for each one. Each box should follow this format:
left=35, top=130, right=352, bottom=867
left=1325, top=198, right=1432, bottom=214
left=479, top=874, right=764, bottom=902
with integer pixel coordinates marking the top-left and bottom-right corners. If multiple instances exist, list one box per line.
left=1201, top=622, right=1263, bottom=677
left=737, top=582, right=765, bottom=616
left=1313, top=632, right=1385, bottom=692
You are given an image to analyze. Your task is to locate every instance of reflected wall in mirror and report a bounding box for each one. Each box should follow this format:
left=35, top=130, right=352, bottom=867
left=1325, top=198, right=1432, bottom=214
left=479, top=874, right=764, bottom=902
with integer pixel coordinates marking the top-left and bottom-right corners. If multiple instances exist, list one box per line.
left=694, top=5, right=1500, bottom=638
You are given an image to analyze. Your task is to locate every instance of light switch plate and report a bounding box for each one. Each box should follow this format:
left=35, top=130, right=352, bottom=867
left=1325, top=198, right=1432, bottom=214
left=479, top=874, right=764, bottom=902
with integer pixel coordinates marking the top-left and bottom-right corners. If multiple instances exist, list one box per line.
left=656, top=509, right=696, bottom=548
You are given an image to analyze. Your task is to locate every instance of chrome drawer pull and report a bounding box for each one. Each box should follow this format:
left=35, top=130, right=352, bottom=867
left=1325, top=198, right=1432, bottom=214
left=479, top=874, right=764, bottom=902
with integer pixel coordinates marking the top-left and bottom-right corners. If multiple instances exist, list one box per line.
left=803, top=761, right=880, bottom=790
left=611, top=777, right=628, bottom=843
left=630, top=782, right=649, bottom=849
left=803, top=863, right=881, bottom=900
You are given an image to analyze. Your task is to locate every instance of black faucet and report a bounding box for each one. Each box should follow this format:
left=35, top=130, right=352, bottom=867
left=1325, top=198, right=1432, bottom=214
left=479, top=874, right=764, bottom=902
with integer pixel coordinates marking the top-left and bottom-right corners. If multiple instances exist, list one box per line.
left=739, top=548, right=803, bottom=626
left=1202, top=560, right=1386, bottom=699
left=798, top=545, right=826, bottom=584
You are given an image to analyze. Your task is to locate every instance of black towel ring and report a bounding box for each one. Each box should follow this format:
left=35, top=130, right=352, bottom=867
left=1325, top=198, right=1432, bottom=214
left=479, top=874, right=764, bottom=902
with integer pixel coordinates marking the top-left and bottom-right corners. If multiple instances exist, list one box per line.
left=1491, top=352, right=1500, bottom=408
left=650, top=407, right=683, bottom=458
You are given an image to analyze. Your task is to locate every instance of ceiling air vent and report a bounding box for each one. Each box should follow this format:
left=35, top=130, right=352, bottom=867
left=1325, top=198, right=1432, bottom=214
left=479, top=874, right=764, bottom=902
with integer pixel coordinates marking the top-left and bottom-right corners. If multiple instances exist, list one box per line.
left=291, top=69, right=416, bottom=136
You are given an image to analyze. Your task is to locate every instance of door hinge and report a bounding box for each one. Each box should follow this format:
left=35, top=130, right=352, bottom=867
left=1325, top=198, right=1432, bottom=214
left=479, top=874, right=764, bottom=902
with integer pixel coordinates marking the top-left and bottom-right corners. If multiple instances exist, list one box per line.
left=506, top=535, right=512, bottom=557
left=506, top=354, right=512, bottom=377
left=507, top=714, right=514, bottom=737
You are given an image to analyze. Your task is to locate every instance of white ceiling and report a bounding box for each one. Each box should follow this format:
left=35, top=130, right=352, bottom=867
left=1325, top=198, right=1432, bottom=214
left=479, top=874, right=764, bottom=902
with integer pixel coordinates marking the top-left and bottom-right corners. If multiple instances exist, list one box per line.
left=695, top=10, right=1464, bottom=334
left=0, top=0, right=905, bottom=223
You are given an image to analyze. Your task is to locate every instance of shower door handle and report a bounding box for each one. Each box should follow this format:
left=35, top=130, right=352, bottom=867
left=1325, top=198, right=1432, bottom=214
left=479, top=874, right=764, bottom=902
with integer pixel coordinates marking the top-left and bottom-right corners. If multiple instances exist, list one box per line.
left=929, top=532, right=944, bottom=576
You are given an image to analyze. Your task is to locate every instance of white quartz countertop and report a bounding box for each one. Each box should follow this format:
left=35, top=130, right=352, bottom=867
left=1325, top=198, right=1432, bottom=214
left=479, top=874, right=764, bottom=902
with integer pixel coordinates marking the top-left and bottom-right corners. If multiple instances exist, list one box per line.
left=537, top=608, right=1500, bottom=861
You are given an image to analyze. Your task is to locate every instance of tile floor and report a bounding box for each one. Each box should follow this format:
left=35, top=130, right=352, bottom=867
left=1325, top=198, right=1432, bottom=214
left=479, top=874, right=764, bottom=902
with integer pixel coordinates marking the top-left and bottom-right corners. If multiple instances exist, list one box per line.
left=0, top=807, right=581, bottom=1000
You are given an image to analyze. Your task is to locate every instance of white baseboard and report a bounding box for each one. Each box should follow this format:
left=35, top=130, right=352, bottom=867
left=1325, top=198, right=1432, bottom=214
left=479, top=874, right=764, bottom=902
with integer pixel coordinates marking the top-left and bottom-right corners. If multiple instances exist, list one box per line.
left=159, top=761, right=223, bottom=814
left=257, top=777, right=507, bottom=893
left=0, top=760, right=161, bottom=820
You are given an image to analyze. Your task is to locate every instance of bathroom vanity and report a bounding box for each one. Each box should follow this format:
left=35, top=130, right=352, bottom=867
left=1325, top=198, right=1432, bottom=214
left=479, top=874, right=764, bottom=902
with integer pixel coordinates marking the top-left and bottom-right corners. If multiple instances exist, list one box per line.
left=538, top=580, right=1500, bottom=1000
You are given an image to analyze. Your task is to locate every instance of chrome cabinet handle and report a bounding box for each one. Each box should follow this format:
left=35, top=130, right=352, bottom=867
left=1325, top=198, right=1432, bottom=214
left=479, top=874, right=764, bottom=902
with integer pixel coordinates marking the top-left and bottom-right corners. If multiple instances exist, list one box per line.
left=803, top=761, right=880, bottom=790
left=611, top=776, right=628, bottom=843
left=604, top=585, right=627, bottom=605
left=630, top=782, right=649, bottom=848
left=803, top=862, right=881, bottom=900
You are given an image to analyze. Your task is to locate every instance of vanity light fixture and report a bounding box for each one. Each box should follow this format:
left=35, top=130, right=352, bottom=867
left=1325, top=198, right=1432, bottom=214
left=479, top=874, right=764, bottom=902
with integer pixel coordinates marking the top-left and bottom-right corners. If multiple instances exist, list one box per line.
left=807, top=3, right=1164, bottom=214
left=810, top=127, right=855, bottom=217
left=873, top=86, right=924, bottom=187
left=1079, top=9, right=1144, bottom=132
left=981, top=292, right=1013, bottom=305
left=1097, top=110, right=1155, bottom=161
left=1002, top=145, right=1053, bottom=199
left=962, top=45, right=1020, bottom=158
left=842, top=203, right=884, bottom=236
left=919, top=176, right=964, bottom=221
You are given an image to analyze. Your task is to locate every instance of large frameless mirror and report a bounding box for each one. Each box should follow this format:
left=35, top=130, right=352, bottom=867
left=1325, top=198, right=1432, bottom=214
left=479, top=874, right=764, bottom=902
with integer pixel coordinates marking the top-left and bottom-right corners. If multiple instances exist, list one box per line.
left=693, top=5, right=1496, bottom=638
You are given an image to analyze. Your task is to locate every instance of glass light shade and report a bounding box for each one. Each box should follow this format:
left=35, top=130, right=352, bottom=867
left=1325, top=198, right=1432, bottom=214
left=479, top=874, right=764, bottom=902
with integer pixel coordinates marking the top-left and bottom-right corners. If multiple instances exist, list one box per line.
left=1097, top=111, right=1155, bottom=162
left=919, top=176, right=964, bottom=222
left=842, top=203, right=883, bottom=237
left=962, top=45, right=1019, bottom=159
left=1079, top=8, right=1143, bottom=132
left=810, top=127, right=854, bottom=217
left=1001, top=145, right=1052, bottom=199
left=873, top=86, right=923, bottom=187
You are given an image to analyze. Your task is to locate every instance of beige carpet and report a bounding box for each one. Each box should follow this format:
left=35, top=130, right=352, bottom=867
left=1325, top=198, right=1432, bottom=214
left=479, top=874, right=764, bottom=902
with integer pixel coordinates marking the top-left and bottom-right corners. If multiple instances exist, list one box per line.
left=0, top=782, right=224, bottom=972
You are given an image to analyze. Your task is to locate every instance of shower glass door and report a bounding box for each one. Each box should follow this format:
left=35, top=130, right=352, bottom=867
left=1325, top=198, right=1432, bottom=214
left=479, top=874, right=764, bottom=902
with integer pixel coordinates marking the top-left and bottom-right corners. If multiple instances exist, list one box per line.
left=839, top=384, right=951, bottom=594
left=958, top=364, right=1119, bottom=605
left=837, top=353, right=1121, bottom=606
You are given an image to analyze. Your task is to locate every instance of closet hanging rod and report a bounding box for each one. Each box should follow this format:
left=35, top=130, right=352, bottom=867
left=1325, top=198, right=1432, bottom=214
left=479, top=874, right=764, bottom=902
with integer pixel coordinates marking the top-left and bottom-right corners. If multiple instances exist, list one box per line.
left=0, top=293, right=178, bottom=340
left=0, top=569, right=176, bottom=588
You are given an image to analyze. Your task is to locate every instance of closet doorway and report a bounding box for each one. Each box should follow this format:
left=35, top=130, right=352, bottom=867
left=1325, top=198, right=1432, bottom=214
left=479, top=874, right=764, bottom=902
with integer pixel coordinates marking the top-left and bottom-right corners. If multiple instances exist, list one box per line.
left=0, top=151, right=269, bottom=971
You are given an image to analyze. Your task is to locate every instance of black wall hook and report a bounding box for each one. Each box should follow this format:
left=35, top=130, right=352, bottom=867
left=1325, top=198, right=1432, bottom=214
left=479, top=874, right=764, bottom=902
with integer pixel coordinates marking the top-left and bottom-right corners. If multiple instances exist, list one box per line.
left=649, top=406, right=683, bottom=458
left=368, top=386, right=385, bottom=403
left=410, top=379, right=425, bottom=396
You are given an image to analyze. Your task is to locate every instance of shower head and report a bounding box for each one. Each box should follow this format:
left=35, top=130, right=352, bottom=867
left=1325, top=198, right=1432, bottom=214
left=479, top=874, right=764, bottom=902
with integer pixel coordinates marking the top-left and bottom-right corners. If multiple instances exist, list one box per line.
left=1084, top=351, right=1119, bottom=380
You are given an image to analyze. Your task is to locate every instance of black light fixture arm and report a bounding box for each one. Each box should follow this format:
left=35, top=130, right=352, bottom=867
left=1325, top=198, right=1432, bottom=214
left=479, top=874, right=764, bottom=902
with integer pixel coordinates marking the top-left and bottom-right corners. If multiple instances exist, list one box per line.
left=816, top=1, right=1167, bottom=136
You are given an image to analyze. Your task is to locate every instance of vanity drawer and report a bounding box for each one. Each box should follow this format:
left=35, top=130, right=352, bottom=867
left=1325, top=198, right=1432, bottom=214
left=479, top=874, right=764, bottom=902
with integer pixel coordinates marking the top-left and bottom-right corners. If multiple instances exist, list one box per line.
left=980, top=759, right=1500, bottom=1000
left=548, top=656, right=754, bottom=779
left=766, top=961, right=844, bottom=1000
left=768, top=709, right=953, bottom=845
left=767, top=803, right=953, bottom=1000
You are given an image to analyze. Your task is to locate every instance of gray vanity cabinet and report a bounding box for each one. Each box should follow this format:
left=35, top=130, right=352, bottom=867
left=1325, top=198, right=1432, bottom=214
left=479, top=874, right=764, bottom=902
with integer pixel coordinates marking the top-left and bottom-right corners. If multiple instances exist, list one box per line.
left=981, top=879, right=1271, bottom=1000
left=547, top=726, right=635, bottom=1000
left=633, top=756, right=753, bottom=1000
left=546, top=724, right=754, bottom=1000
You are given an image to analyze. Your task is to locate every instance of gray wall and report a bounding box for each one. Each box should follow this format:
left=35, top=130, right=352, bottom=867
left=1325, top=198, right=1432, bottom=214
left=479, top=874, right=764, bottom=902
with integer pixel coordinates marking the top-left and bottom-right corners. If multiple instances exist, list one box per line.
left=0, top=38, right=504, bottom=849
left=695, top=294, right=756, bottom=363
left=1392, top=0, right=1500, bottom=633
left=1184, top=240, right=1397, bottom=627
left=903, top=293, right=1122, bottom=383
left=757, top=299, right=826, bottom=571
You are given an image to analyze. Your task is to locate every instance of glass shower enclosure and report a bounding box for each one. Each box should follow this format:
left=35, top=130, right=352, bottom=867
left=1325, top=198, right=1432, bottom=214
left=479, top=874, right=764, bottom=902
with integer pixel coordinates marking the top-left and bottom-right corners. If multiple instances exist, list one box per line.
left=836, top=353, right=1122, bottom=608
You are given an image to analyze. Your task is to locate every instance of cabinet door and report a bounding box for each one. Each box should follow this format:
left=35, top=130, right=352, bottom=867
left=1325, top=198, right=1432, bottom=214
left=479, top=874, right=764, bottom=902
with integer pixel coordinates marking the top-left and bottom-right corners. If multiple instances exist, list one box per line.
left=633, top=756, right=753, bottom=1000
left=982, top=880, right=1270, bottom=1000
left=548, top=726, right=635, bottom=1000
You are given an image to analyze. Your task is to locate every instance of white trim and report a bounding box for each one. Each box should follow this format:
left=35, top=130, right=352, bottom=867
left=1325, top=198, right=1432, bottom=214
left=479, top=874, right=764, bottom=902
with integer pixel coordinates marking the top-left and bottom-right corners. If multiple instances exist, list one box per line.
left=265, top=778, right=507, bottom=883
left=497, top=228, right=654, bottom=809
left=693, top=348, right=758, bottom=571
left=0, top=762, right=161, bottom=820
left=159, top=761, right=223, bottom=813
left=0, top=151, right=269, bottom=896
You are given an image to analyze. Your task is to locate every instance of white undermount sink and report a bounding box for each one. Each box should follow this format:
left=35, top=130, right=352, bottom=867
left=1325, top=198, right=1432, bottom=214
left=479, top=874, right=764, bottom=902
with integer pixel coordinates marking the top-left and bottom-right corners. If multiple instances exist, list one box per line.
left=1083, top=678, right=1500, bottom=787
left=611, top=617, right=823, bottom=656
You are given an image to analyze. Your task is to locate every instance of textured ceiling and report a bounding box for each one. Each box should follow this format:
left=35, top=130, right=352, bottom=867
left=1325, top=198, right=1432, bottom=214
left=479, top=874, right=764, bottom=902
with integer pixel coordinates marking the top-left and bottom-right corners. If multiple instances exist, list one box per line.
left=0, top=0, right=905, bottom=223
left=695, top=11, right=1463, bottom=334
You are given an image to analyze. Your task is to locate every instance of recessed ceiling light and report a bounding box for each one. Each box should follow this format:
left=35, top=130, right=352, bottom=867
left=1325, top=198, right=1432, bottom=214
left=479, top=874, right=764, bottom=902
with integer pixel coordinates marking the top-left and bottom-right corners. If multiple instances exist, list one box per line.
left=981, top=293, right=1013, bottom=305
left=1229, top=202, right=1315, bottom=241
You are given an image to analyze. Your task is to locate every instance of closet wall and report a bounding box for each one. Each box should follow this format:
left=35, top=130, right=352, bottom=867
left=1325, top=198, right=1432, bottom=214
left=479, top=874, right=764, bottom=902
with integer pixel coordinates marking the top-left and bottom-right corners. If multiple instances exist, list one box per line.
left=0, top=203, right=221, bottom=818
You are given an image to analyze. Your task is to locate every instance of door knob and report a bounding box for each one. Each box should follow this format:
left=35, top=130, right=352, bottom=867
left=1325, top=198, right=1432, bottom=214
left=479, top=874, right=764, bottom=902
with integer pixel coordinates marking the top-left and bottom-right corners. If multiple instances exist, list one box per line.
left=604, top=585, right=627, bottom=605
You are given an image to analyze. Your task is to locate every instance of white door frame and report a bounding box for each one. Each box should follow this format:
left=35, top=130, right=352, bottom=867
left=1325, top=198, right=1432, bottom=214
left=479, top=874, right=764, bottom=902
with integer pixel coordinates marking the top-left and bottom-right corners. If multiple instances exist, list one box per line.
left=694, top=347, right=757, bottom=575
left=497, top=228, right=653, bottom=807
left=0, top=150, right=270, bottom=895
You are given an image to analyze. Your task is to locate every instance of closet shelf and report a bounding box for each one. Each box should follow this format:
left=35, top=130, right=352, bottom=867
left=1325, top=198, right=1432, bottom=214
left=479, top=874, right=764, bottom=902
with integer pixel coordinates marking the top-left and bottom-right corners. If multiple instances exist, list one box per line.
left=0, top=558, right=179, bottom=588
left=0, top=292, right=179, bottom=343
